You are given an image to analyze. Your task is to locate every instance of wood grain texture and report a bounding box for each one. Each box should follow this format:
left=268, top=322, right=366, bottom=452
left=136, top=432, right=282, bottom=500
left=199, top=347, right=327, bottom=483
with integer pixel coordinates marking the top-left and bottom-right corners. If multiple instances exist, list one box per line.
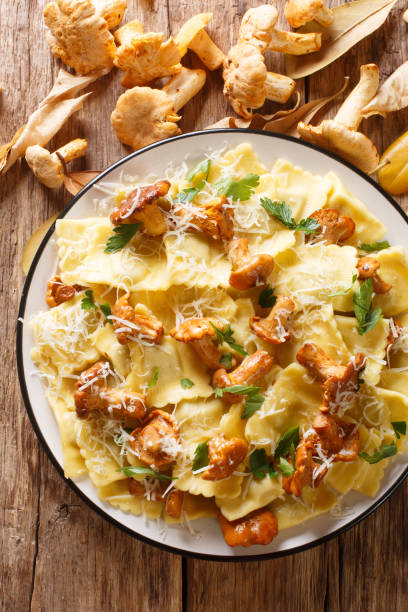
left=0, top=1, right=407, bottom=611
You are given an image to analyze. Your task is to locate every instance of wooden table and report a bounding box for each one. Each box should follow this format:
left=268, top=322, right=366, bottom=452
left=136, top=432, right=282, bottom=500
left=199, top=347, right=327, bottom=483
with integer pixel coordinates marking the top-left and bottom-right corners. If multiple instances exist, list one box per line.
left=2, top=1, right=408, bottom=610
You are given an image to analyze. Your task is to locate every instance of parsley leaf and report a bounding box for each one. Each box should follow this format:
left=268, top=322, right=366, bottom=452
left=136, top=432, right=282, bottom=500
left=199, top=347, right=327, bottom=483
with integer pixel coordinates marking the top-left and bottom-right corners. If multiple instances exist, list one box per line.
left=187, top=158, right=211, bottom=183
left=104, top=223, right=142, bottom=253
left=214, top=385, right=265, bottom=419
left=359, top=241, right=390, bottom=252
left=258, top=284, right=277, bottom=308
left=81, top=289, right=96, bottom=310
left=353, top=278, right=383, bottom=335
left=192, top=440, right=209, bottom=472
left=392, top=421, right=406, bottom=439
left=100, top=302, right=112, bottom=323
left=359, top=441, right=397, bottom=464
left=209, top=322, right=248, bottom=356
left=181, top=378, right=194, bottom=389
left=117, top=466, right=175, bottom=480
left=249, top=449, right=278, bottom=479
left=175, top=180, right=205, bottom=203
left=356, top=367, right=366, bottom=391
left=277, top=457, right=295, bottom=477
left=214, top=173, right=260, bottom=201
left=260, top=198, right=320, bottom=234
left=147, top=367, right=159, bottom=388
left=274, top=426, right=300, bottom=459
left=219, top=353, right=233, bottom=369
left=328, top=274, right=358, bottom=297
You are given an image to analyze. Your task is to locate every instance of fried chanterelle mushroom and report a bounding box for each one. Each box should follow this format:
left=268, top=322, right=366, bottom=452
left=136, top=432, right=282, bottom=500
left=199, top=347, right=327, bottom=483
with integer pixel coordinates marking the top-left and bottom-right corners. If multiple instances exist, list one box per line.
left=25, top=139, right=87, bottom=188
left=114, top=19, right=182, bottom=88
left=111, top=294, right=164, bottom=345
left=46, top=275, right=82, bottom=307
left=128, top=480, right=184, bottom=518
left=172, top=196, right=234, bottom=242
left=357, top=256, right=392, bottom=294
left=170, top=318, right=234, bottom=371
left=110, top=179, right=170, bottom=234
left=239, top=4, right=322, bottom=54
left=306, top=208, right=355, bottom=245
left=223, top=43, right=296, bottom=119
left=228, top=238, right=274, bottom=290
left=213, top=350, right=275, bottom=403
left=129, top=410, right=180, bottom=469
left=218, top=508, right=279, bottom=547
left=296, top=343, right=366, bottom=412
left=298, top=64, right=381, bottom=174
left=74, top=361, right=146, bottom=420
left=202, top=434, right=248, bottom=480
left=284, top=0, right=334, bottom=29
left=250, top=295, right=295, bottom=344
left=43, top=0, right=117, bottom=75
left=111, top=67, right=205, bottom=150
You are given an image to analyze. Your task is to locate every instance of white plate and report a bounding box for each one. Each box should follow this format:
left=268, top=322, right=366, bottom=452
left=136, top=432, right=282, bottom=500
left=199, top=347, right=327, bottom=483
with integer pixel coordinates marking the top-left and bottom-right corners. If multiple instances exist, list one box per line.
left=17, top=130, right=408, bottom=560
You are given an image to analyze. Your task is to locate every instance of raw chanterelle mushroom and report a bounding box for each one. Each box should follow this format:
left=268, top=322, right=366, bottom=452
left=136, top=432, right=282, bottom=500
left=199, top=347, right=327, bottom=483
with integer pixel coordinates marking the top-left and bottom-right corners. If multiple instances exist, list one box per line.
left=175, top=13, right=225, bottom=71
left=228, top=238, right=274, bottom=290
left=298, top=64, right=380, bottom=174
left=239, top=5, right=322, bottom=54
left=111, top=67, right=206, bottom=150
left=93, top=0, right=126, bottom=29
left=223, top=42, right=296, bottom=119
left=113, top=20, right=182, bottom=88
left=43, top=0, right=118, bottom=75
left=250, top=295, right=295, bottom=344
left=357, top=256, right=392, bottom=294
left=284, top=0, right=334, bottom=29
left=25, top=139, right=88, bottom=188
left=110, top=179, right=170, bottom=235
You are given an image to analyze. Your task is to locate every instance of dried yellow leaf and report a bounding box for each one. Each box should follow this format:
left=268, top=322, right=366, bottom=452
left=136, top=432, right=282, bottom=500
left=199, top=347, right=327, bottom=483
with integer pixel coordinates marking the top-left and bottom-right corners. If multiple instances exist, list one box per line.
left=285, top=0, right=398, bottom=79
left=0, top=69, right=98, bottom=175
left=22, top=213, right=59, bottom=275
left=378, top=131, right=408, bottom=195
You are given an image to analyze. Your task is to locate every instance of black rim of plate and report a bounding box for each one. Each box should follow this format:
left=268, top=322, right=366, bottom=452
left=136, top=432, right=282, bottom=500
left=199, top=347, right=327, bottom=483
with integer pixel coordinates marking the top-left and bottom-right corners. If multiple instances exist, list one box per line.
left=16, top=129, right=408, bottom=562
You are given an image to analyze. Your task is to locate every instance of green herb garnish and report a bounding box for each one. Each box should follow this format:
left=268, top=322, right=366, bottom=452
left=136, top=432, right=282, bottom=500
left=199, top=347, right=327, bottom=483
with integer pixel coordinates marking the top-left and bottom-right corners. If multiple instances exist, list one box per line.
left=192, top=440, right=209, bottom=471
left=187, top=158, right=211, bottom=183
left=353, top=278, right=383, bottom=335
left=277, top=457, right=295, bottom=477
left=175, top=180, right=205, bottom=204
left=359, top=241, right=390, bottom=252
left=214, top=385, right=265, bottom=419
left=210, top=322, right=247, bottom=356
left=260, top=198, right=320, bottom=234
left=214, top=173, right=260, bottom=201
left=147, top=367, right=159, bottom=388
left=100, top=302, right=112, bottom=323
left=328, top=274, right=358, bottom=297
left=359, top=441, right=397, bottom=464
left=81, top=289, right=97, bottom=310
left=117, top=466, right=175, bottom=480
left=219, top=353, right=233, bottom=369
left=181, top=378, right=194, bottom=389
left=274, top=426, right=300, bottom=459
left=249, top=449, right=278, bottom=479
left=392, top=421, right=406, bottom=439
left=258, top=284, right=277, bottom=308
left=104, top=223, right=142, bottom=253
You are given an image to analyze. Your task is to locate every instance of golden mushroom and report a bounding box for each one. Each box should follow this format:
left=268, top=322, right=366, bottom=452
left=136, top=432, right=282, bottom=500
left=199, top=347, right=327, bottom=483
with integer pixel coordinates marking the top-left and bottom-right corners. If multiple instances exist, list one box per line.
left=175, top=12, right=225, bottom=70
left=25, top=139, right=88, bottom=188
left=284, top=0, right=334, bottom=29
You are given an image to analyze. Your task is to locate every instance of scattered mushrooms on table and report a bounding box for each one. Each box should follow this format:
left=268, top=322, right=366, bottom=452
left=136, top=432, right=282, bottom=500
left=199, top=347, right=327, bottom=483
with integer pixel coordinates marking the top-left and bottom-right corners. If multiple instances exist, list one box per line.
left=357, top=256, right=392, bottom=294
left=25, top=138, right=88, bottom=188
left=250, top=295, right=295, bottom=344
left=94, top=0, right=127, bottom=30
left=110, top=179, right=170, bottom=234
left=175, top=12, right=225, bottom=70
left=111, top=294, right=164, bottom=345
left=228, top=238, right=274, bottom=290
left=298, top=64, right=381, bottom=174
left=74, top=361, right=146, bottom=420
left=284, top=0, right=334, bottom=28
left=114, top=19, right=182, bottom=87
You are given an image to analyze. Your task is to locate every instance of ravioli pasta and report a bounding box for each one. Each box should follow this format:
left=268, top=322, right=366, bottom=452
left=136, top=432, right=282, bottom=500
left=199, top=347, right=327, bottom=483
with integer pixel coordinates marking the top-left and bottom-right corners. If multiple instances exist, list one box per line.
left=30, top=143, right=408, bottom=548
